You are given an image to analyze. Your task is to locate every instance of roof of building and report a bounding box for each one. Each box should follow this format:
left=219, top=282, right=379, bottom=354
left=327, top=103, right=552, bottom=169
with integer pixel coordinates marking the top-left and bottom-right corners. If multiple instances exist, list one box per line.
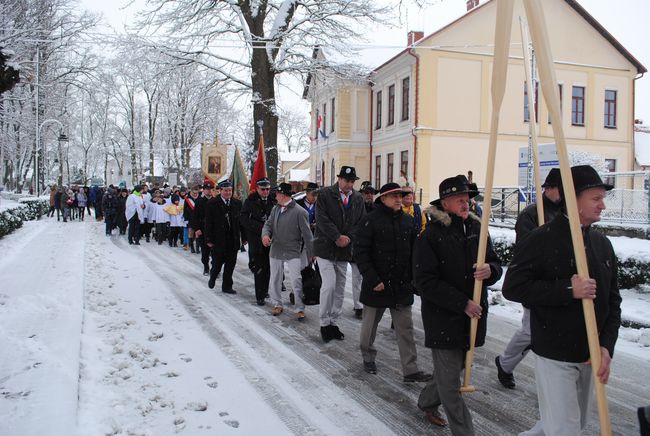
left=635, top=127, right=650, bottom=167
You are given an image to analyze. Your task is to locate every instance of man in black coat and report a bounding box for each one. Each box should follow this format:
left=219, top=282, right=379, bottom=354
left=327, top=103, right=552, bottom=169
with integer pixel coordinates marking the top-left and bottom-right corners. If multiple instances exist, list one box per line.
left=193, top=182, right=214, bottom=275
left=314, top=166, right=366, bottom=342
left=359, top=181, right=376, bottom=213
left=413, top=175, right=502, bottom=433
left=204, top=180, right=244, bottom=294
left=502, top=165, right=621, bottom=436
left=495, top=168, right=562, bottom=389
left=354, top=183, right=431, bottom=383
left=241, top=178, right=274, bottom=305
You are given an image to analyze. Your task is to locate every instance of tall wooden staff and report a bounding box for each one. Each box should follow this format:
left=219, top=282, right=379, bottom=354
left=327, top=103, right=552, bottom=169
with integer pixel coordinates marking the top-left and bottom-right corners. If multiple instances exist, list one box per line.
left=519, top=18, right=545, bottom=224
left=461, top=0, right=514, bottom=393
left=523, top=1, right=611, bottom=434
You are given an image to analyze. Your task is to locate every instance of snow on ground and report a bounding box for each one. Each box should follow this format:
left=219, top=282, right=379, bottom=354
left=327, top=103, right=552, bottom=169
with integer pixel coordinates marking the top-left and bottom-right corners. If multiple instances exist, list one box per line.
left=1, top=217, right=649, bottom=435
left=0, top=197, right=21, bottom=212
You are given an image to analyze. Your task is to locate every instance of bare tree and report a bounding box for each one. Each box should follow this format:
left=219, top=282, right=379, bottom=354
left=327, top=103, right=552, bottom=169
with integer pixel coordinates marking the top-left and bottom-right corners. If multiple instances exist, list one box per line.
left=278, top=105, right=309, bottom=153
left=136, top=0, right=394, bottom=183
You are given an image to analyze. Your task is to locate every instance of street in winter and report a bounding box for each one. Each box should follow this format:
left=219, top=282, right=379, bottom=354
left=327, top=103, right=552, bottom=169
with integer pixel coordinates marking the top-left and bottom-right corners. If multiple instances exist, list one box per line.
left=2, top=0, right=650, bottom=435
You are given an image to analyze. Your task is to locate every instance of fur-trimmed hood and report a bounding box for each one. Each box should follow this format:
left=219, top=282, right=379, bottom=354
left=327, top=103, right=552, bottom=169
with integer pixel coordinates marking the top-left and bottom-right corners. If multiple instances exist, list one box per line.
left=424, top=204, right=480, bottom=227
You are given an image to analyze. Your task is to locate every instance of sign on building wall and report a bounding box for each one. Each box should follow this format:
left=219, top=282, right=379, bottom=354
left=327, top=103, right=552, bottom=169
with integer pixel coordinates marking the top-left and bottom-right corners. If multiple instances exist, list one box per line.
left=518, top=143, right=559, bottom=189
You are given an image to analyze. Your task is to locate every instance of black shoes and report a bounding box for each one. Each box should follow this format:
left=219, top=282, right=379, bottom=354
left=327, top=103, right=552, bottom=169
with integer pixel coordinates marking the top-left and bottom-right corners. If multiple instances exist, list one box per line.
left=222, top=289, right=236, bottom=294
left=354, top=308, right=363, bottom=319
left=403, top=372, right=433, bottom=383
left=208, top=276, right=216, bottom=289
left=363, top=361, right=377, bottom=374
left=495, top=356, right=516, bottom=389
left=320, top=326, right=332, bottom=343
left=256, top=298, right=265, bottom=306
left=330, top=325, right=344, bottom=340
left=203, top=266, right=209, bottom=277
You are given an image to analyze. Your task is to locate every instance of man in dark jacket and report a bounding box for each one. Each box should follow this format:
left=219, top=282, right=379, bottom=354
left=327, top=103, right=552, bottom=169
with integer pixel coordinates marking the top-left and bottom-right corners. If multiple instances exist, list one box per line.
left=194, top=182, right=214, bottom=275
left=414, top=175, right=502, bottom=434
left=495, top=168, right=562, bottom=389
left=314, top=166, right=366, bottom=342
left=359, top=181, right=376, bottom=213
left=296, top=182, right=319, bottom=233
left=354, top=183, right=431, bottom=383
left=101, top=188, right=118, bottom=236
left=241, top=178, right=274, bottom=305
left=204, top=180, right=244, bottom=294
left=502, top=165, right=621, bottom=436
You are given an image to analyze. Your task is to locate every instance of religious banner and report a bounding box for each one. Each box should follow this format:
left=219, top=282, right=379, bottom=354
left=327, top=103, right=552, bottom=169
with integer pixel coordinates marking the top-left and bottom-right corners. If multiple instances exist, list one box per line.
left=201, top=132, right=228, bottom=183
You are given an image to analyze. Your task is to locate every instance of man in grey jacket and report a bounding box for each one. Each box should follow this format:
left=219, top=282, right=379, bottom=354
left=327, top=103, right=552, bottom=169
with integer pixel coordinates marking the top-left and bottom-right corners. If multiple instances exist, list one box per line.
left=262, top=183, right=314, bottom=320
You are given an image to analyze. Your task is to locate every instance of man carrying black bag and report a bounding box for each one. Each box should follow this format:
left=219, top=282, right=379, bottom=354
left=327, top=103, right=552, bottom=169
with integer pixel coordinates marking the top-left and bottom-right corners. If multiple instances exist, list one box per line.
left=301, top=264, right=321, bottom=306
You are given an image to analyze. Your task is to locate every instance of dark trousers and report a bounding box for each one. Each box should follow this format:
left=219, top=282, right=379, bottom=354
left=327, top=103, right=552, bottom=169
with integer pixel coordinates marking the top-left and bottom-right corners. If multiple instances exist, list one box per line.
left=210, top=246, right=238, bottom=291
left=198, top=235, right=210, bottom=269
left=48, top=206, right=55, bottom=217
left=141, top=221, right=152, bottom=240
left=249, top=247, right=270, bottom=300
left=105, top=214, right=115, bottom=235
left=127, top=214, right=140, bottom=243
left=78, top=207, right=85, bottom=220
left=168, top=227, right=181, bottom=246
left=155, top=222, right=166, bottom=244
left=56, top=207, right=61, bottom=220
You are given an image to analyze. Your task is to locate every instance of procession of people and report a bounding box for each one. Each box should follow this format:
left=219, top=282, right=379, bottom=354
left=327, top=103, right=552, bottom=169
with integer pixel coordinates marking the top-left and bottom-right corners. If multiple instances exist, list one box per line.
left=45, top=163, right=623, bottom=435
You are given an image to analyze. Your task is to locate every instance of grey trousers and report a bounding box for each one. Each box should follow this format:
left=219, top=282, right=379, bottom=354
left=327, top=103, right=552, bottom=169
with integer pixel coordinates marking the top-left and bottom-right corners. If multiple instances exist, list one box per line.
left=521, top=353, right=593, bottom=436
left=350, top=263, right=363, bottom=310
left=499, top=308, right=531, bottom=373
left=418, top=349, right=474, bottom=436
left=318, top=258, right=357, bottom=326
left=269, top=255, right=306, bottom=311
left=359, top=305, right=419, bottom=376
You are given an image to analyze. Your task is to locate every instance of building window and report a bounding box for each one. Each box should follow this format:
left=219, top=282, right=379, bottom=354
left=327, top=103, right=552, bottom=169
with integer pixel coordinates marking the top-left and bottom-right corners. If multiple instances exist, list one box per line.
left=375, top=90, right=382, bottom=129
left=572, top=86, right=585, bottom=126
left=549, top=84, right=563, bottom=124
left=330, top=97, right=335, bottom=133
left=523, top=81, right=538, bottom=123
left=330, top=158, right=335, bottom=185
left=604, top=90, right=617, bottom=129
left=604, top=158, right=616, bottom=187
left=401, top=77, right=410, bottom=121
left=322, top=103, right=327, bottom=135
left=388, top=84, right=395, bottom=126
left=400, top=151, right=408, bottom=183
left=387, top=153, right=394, bottom=183
left=375, top=155, right=381, bottom=188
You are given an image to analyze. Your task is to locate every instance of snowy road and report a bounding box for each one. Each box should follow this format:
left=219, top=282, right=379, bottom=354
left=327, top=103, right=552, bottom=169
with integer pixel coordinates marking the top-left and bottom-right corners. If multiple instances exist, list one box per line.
left=1, top=218, right=649, bottom=435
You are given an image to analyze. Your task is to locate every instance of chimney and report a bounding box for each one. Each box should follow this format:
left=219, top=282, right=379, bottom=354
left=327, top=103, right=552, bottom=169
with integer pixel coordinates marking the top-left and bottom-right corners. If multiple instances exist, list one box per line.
left=466, top=0, right=479, bottom=11
left=407, top=30, right=424, bottom=47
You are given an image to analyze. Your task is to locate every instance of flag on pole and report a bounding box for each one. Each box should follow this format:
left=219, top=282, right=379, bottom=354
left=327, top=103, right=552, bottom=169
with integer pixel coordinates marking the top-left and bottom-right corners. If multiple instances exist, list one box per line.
left=230, top=146, right=249, bottom=200
left=249, top=133, right=267, bottom=192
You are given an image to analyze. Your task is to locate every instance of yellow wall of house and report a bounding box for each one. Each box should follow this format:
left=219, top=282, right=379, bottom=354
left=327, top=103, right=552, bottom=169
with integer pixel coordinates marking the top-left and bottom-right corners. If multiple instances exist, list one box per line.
left=337, top=89, right=352, bottom=140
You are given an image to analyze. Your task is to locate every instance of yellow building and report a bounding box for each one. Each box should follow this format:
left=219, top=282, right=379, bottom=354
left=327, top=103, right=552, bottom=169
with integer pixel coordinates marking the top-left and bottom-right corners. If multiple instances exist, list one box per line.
left=303, top=0, right=646, bottom=202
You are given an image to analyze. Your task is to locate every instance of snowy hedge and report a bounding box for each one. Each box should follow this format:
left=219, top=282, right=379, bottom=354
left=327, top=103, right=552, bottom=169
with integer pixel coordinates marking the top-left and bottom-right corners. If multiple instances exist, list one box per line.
left=0, top=199, right=48, bottom=238
left=491, top=233, right=650, bottom=291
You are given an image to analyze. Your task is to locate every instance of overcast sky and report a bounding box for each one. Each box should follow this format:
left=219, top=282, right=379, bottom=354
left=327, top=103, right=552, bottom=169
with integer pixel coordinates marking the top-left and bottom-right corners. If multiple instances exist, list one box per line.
left=80, top=0, right=650, bottom=123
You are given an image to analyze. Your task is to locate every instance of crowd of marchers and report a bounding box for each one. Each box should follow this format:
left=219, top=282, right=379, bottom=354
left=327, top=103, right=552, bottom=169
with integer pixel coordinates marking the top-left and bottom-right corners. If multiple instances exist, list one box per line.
left=45, top=163, right=638, bottom=435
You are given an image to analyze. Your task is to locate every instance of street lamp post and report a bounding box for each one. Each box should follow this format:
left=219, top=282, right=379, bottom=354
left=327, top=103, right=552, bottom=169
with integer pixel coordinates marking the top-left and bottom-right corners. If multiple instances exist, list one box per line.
left=35, top=118, right=67, bottom=194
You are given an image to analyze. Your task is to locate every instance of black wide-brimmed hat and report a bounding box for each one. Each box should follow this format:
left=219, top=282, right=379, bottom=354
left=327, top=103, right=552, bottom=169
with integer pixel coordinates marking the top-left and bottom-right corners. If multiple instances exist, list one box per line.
left=430, top=175, right=479, bottom=205
left=541, top=168, right=562, bottom=188
left=377, top=182, right=408, bottom=198
left=275, top=182, right=294, bottom=196
left=337, top=166, right=359, bottom=181
left=567, top=165, right=614, bottom=195
left=360, top=181, right=376, bottom=194
left=305, top=182, right=319, bottom=192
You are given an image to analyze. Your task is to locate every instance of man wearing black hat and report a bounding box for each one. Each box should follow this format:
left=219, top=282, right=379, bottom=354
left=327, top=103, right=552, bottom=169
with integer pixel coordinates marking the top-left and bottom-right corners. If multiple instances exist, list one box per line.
left=354, top=183, right=432, bottom=382
left=262, top=183, right=314, bottom=319
left=414, top=175, right=502, bottom=433
left=204, top=180, right=244, bottom=293
left=296, top=182, right=319, bottom=232
left=241, top=177, right=275, bottom=305
left=314, top=165, right=366, bottom=342
left=194, top=181, right=214, bottom=275
left=495, top=168, right=563, bottom=389
left=359, top=181, right=377, bottom=213
left=502, top=165, right=621, bottom=436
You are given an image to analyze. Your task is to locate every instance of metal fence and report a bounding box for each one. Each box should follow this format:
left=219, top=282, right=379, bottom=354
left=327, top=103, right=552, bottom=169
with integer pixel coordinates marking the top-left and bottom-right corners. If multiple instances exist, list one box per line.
left=477, top=171, right=650, bottom=226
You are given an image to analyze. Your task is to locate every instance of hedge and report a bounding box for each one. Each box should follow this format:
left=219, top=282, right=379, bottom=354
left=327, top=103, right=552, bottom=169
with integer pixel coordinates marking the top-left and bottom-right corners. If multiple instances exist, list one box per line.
left=492, top=237, right=650, bottom=291
left=0, top=199, right=49, bottom=238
